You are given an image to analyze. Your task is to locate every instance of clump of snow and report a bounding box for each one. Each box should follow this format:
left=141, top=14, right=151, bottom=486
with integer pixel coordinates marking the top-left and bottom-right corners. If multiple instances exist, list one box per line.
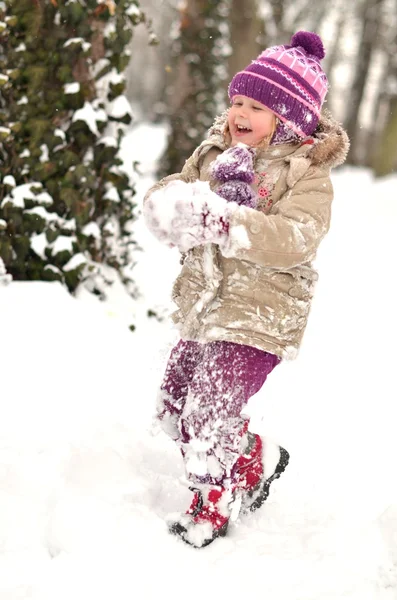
left=64, top=38, right=91, bottom=53
left=126, top=4, right=142, bottom=17
left=63, top=253, right=87, bottom=272
left=44, top=263, right=61, bottom=275
left=54, top=128, right=66, bottom=142
left=64, top=82, right=80, bottom=94
left=73, top=102, right=107, bottom=136
left=3, top=174, right=15, bottom=187
left=97, top=135, right=117, bottom=148
left=91, top=58, right=110, bottom=79
left=82, top=222, right=101, bottom=238
left=51, top=235, right=76, bottom=256
left=0, top=256, right=11, bottom=285
left=144, top=179, right=231, bottom=252
left=40, top=144, right=49, bottom=163
left=104, top=20, right=116, bottom=38
left=107, top=95, right=132, bottom=120
left=30, top=232, right=49, bottom=259
left=24, top=206, right=60, bottom=224
left=107, top=70, right=125, bottom=85
left=104, top=187, right=120, bottom=203
left=0, top=126, right=10, bottom=138
left=63, top=218, right=76, bottom=232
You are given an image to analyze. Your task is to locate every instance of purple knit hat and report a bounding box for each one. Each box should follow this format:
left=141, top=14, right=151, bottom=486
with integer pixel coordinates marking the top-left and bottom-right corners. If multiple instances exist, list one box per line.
left=228, top=31, right=328, bottom=139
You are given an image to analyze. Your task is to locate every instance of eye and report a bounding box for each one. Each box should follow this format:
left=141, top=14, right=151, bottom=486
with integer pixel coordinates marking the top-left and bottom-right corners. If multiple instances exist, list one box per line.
left=233, top=101, right=242, bottom=106
left=253, top=106, right=263, bottom=111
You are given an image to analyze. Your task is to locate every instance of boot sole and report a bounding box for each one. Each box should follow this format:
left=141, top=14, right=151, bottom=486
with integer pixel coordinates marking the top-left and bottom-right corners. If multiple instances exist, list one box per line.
left=169, top=519, right=229, bottom=548
left=242, top=446, right=290, bottom=514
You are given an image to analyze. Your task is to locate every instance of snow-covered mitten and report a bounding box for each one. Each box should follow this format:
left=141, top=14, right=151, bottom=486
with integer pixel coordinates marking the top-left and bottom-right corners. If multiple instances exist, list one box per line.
left=216, top=180, right=256, bottom=208
left=144, top=180, right=234, bottom=253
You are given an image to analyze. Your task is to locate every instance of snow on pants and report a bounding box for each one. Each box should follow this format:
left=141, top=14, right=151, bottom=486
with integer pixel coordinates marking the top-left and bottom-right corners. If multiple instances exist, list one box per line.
left=157, top=339, right=280, bottom=487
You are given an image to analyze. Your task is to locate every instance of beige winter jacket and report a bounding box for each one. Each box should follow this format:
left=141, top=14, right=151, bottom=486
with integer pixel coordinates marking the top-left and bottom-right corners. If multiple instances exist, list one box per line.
left=144, top=110, right=349, bottom=359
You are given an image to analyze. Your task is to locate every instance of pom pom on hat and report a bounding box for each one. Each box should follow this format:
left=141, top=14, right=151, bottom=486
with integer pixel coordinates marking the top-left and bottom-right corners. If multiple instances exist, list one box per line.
left=290, top=31, right=325, bottom=60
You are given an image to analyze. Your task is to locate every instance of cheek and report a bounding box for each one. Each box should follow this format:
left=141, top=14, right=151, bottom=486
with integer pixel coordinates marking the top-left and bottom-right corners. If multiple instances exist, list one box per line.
left=228, top=108, right=236, bottom=124
left=257, top=115, right=274, bottom=135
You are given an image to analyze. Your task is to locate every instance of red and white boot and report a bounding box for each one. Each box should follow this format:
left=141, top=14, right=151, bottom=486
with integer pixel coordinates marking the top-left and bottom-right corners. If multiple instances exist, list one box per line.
left=235, top=431, right=289, bottom=514
left=167, top=486, right=234, bottom=548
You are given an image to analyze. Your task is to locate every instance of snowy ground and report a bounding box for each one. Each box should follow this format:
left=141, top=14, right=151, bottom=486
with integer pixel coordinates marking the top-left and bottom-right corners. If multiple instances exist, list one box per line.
left=0, top=123, right=397, bottom=599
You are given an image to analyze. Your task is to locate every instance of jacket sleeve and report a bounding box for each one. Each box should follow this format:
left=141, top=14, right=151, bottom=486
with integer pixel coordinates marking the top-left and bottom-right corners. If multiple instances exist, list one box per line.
left=143, top=149, right=201, bottom=204
left=221, top=165, right=334, bottom=269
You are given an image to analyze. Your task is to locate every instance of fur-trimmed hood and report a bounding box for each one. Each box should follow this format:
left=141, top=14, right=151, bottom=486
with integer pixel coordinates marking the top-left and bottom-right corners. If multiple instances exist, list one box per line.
left=205, top=109, right=349, bottom=170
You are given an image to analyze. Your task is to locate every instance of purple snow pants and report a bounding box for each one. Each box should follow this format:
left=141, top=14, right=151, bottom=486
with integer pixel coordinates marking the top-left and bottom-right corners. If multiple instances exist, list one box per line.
left=157, top=339, right=280, bottom=487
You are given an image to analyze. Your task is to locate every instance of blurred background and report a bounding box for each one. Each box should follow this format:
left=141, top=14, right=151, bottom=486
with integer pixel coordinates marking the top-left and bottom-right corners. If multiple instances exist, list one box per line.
left=127, top=0, right=397, bottom=177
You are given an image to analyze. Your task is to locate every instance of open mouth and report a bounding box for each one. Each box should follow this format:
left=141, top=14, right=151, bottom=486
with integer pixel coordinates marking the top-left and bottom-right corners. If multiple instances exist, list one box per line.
left=235, top=125, right=252, bottom=133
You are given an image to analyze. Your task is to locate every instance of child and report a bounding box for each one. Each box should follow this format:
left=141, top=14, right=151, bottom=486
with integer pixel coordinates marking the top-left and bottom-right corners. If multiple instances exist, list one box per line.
left=143, top=31, right=349, bottom=548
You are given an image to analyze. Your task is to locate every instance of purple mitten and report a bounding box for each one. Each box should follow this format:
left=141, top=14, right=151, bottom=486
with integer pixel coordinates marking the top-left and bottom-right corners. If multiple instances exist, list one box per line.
left=216, top=180, right=256, bottom=208
left=211, top=144, right=255, bottom=184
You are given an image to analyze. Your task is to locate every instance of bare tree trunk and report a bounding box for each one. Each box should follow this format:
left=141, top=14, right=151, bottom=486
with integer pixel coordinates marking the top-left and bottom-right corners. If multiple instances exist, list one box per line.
left=228, top=0, right=263, bottom=77
left=324, top=2, right=350, bottom=118
left=344, top=0, right=384, bottom=164
left=372, top=0, right=397, bottom=176
left=159, top=0, right=229, bottom=176
left=307, top=1, right=329, bottom=33
left=270, top=0, right=285, bottom=31
left=372, top=96, right=397, bottom=176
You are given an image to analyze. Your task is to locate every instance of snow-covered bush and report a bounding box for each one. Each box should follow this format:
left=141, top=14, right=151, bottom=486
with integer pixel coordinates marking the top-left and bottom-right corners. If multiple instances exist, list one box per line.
left=0, top=0, right=149, bottom=299
left=0, top=255, right=11, bottom=286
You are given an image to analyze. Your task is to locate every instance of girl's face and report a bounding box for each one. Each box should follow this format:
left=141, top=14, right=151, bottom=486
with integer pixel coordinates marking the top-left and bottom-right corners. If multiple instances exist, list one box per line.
left=228, top=95, right=276, bottom=147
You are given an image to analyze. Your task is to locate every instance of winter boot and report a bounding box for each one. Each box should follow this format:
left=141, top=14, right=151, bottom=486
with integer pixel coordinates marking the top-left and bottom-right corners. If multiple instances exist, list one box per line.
left=167, top=486, right=234, bottom=548
left=236, top=431, right=290, bottom=514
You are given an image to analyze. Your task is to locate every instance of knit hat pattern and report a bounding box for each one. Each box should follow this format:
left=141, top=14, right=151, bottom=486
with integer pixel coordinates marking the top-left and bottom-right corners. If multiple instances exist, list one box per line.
left=228, top=31, right=328, bottom=139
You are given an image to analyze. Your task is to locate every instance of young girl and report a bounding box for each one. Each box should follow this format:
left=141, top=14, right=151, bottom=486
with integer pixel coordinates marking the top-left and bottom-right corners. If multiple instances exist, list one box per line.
left=143, top=31, right=349, bottom=548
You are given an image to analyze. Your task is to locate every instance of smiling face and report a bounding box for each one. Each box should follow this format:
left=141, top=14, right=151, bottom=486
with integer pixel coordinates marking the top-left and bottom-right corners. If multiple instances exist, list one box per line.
left=228, top=95, right=276, bottom=147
